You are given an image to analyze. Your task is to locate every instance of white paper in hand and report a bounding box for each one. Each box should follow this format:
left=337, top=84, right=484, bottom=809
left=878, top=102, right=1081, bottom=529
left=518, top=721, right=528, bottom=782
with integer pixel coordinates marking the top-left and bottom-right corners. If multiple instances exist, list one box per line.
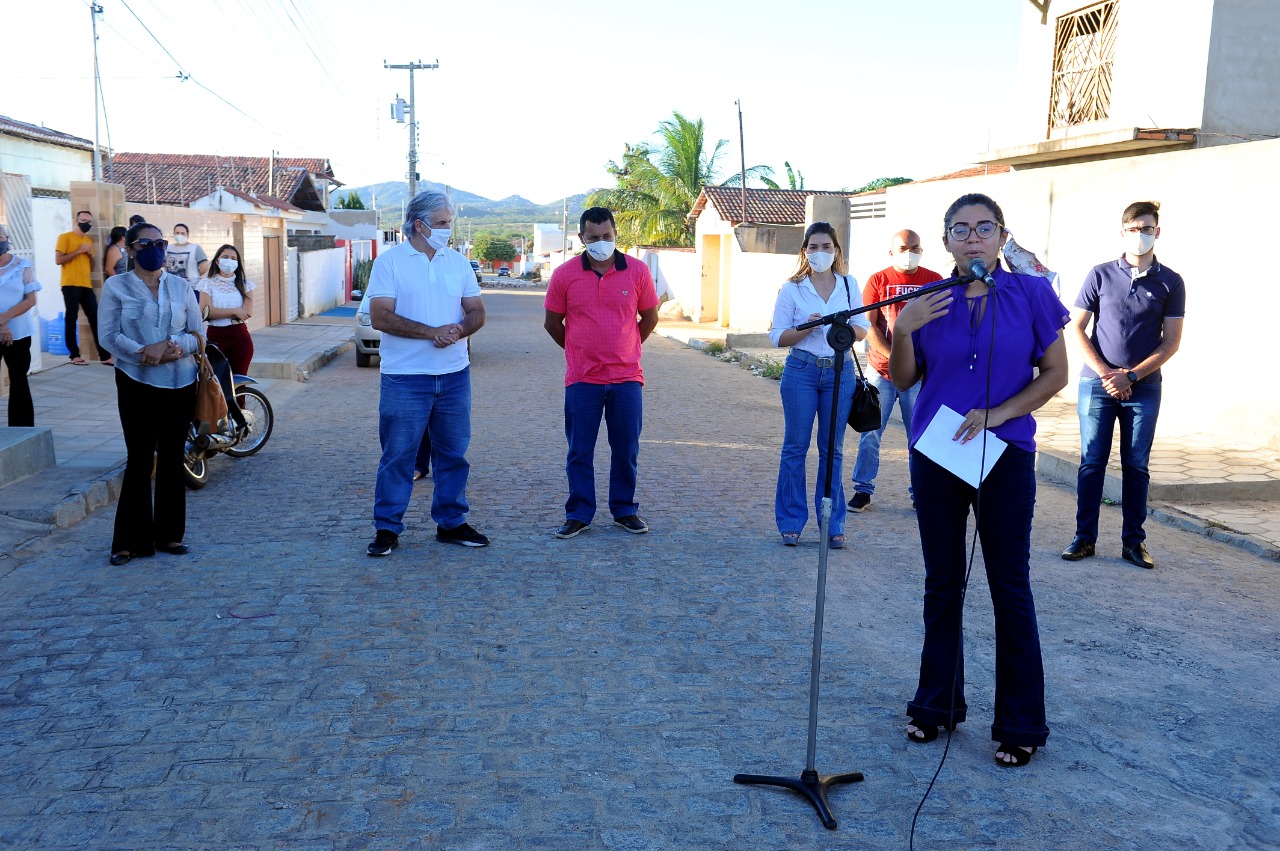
left=915, top=404, right=1008, bottom=487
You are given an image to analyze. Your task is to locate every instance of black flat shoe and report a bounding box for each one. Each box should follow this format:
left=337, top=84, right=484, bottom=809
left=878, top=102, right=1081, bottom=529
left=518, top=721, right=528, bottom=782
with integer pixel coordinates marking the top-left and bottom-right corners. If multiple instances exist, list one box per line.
left=906, top=718, right=958, bottom=743
left=995, top=744, right=1037, bottom=767
left=1061, top=536, right=1095, bottom=561
left=109, top=552, right=132, bottom=566
left=1121, top=543, right=1155, bottom=569
left=157, top=543, right=190, bottom=555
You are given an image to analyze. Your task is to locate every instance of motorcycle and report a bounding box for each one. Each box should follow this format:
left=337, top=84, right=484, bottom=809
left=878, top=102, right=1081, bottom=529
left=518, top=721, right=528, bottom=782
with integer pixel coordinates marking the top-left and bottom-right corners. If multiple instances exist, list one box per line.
left=182, top=342, right=275, bottom=489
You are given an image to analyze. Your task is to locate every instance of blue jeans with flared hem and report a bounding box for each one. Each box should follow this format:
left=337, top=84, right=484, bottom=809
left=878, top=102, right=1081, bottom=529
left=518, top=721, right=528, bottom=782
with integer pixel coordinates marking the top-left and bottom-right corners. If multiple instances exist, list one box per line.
left=564, top=381, right=642, bottom=523
left=851, top=374, right=919, bottom=496
left=1074, top=377, right=1162, bottom=547
left=775, top=355, right=855, bottom=537
left=907, top=447, right=1049, bottom=748
left=374, top=369, right=471, bottom=535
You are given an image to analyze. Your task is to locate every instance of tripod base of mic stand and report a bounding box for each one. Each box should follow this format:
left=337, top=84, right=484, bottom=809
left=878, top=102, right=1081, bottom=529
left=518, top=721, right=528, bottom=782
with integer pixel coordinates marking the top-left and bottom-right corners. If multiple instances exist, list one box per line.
left=733, top=767, right=864, bottom=829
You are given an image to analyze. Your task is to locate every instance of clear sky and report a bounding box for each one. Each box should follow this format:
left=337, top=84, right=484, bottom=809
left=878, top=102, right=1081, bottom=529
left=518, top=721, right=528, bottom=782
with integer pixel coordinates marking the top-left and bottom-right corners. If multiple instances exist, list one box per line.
left=6, top=0, right=1027, bottom=204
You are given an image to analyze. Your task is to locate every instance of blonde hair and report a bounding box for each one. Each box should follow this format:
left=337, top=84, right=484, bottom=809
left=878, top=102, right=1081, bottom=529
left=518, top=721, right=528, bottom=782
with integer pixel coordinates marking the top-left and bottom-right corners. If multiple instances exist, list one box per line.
left=788, top=221, right=848, bottom=283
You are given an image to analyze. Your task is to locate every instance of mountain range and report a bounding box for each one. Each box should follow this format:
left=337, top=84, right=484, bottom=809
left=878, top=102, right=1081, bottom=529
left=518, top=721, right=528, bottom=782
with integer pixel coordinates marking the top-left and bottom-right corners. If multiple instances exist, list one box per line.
left=335, top=180, right=591, bottom=223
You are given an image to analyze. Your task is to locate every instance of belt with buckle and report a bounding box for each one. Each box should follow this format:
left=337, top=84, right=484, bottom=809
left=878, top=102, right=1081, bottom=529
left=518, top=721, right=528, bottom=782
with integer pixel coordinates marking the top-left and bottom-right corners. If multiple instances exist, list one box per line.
left=788, top=348, right=849, bottom=369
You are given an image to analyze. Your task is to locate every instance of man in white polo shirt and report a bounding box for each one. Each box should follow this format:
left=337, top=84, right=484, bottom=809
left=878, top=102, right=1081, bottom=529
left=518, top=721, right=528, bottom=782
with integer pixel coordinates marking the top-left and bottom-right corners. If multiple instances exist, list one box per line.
left=364, top=190, right=488, bottom=556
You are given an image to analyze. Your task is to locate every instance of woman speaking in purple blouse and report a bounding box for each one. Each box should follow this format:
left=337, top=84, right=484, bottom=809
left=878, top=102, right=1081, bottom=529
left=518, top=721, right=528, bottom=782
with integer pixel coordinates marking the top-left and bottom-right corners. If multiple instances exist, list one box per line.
left=888, top=193, right=1069, bottom=768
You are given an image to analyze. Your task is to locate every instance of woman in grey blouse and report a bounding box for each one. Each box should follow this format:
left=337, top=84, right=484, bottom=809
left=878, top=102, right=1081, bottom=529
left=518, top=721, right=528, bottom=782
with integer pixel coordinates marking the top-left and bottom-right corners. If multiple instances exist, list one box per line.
left=99, top=222, right=204, bottom=566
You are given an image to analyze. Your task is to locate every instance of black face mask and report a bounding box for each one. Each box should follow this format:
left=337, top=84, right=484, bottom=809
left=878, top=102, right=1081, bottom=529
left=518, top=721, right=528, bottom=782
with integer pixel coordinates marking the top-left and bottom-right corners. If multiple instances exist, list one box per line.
left=78, top=222, right=92, bottom=233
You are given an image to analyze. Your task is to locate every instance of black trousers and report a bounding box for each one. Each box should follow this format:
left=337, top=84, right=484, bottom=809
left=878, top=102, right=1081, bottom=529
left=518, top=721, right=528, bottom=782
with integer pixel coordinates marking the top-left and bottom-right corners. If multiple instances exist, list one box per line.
left=62, top=286, right=110, bottom=360
left=0, top=337, right=33, bottom=427
left=112, top=370, right=196, bottom=556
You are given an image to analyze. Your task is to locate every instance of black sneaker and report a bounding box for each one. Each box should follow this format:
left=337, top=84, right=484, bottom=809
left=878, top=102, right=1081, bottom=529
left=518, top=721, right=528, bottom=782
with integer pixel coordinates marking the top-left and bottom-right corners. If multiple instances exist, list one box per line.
left=555, top=519, right=590, bottom=539
left=848, top=492, right=871, bottom=512
left=367, top=529, right=399, bottom=557
left=613, top=515, right=649, bottom=534
left=436, top=522, right=490, bottom=547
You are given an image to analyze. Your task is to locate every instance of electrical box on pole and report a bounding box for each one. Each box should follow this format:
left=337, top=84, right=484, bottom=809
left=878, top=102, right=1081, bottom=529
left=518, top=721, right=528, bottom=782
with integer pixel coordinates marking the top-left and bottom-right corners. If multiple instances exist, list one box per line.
left=384, top=60, right=439, bottom=198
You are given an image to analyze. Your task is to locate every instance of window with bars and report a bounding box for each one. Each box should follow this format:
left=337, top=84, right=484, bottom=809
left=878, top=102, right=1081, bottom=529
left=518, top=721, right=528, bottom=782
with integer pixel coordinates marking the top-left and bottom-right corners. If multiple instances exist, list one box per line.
left=1047, top=0, right=1119, bottom=134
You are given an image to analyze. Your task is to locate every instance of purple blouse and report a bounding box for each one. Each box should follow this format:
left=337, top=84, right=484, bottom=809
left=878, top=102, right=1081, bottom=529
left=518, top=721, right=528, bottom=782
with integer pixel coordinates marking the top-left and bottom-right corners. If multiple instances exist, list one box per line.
left=910, top=265, right=1069, bottom=453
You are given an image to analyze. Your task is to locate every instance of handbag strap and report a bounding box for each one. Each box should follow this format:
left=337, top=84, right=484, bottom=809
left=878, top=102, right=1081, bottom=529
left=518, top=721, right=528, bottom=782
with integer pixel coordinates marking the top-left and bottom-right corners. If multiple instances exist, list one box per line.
left=841, top=275, right=868, bottom=382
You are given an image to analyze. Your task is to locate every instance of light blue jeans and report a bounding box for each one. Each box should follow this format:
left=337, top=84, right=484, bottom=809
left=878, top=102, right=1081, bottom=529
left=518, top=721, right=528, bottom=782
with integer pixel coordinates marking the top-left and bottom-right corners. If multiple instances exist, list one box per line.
left=852, top=374, right=919, bottom=496
left=775, top=354, right=855, bottom=536
left=374, top=369, right=471, bottom=534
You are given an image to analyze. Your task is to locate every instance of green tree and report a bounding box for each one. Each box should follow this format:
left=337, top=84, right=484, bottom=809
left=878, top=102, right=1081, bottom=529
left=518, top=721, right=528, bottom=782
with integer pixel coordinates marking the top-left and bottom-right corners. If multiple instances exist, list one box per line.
left=785, top=161, right=804, bottom=190
left=336, top=191, right=366, bottom=210
left=588, top=111, right=777, bottom=247
left=851, top=177, right=912, bottom=194
left=473, top=233, right=516, bottom=263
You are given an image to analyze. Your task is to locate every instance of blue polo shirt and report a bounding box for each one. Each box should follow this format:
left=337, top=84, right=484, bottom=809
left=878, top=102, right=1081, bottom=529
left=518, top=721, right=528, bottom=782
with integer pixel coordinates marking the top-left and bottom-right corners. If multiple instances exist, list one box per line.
left=1075, top=255, right=1185, bottom=382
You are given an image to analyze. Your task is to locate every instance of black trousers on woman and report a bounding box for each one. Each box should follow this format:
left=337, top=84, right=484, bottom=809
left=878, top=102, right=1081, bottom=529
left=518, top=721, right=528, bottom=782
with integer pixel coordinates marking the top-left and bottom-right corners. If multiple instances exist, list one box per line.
left=0, top=337, right=34, bottom=426
left=112, top=370, right=196, bottom=556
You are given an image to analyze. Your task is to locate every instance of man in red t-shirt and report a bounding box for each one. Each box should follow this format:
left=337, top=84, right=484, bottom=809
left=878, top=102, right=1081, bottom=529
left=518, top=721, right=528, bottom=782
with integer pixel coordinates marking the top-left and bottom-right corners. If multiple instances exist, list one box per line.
left=544, top=207, right=659, bottom=539
left=849, top=229, right=943, bottom=511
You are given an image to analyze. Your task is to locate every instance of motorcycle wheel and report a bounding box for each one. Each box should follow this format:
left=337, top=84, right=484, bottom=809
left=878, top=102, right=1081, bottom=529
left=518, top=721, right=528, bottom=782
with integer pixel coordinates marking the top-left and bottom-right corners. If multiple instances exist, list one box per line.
left=226, top=387, right=274, bottom=458
left=183, top=428, right=211, bottom=490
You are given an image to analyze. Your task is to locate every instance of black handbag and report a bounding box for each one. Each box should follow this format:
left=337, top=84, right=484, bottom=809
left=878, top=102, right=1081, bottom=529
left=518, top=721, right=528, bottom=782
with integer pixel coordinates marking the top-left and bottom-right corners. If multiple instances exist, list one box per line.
left=842, top=276, right=882, bottom=433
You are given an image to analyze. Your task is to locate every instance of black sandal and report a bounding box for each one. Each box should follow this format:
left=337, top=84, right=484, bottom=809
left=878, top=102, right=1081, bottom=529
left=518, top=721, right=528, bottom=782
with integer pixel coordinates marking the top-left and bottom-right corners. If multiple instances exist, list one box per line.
left=906, top=718, right=957, bottom=744
left=994, top=744, right=1037, bottom=767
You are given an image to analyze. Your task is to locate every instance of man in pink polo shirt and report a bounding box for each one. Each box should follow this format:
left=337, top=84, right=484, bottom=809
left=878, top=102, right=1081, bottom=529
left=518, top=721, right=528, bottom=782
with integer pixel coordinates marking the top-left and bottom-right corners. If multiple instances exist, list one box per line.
left=544, top=207, right=660, bottom=539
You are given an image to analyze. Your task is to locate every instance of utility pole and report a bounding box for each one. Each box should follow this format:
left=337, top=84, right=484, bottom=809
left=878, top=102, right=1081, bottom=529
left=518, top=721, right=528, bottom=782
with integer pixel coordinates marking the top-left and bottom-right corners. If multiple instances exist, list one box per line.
left=736, top=99, right=747, bottom=224
left=561, top=197, right=568, bottom=259
left=90, top=3, right=104, bottom=181
left=384, top=59, right=439, bottom=197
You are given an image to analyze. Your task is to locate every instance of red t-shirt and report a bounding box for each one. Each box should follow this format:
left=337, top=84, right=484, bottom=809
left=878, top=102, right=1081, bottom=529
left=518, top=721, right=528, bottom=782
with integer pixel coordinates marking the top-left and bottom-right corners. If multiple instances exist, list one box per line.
left=864, top=264, right=943, bottom=379
left=545, top=253, right=659, bottom=386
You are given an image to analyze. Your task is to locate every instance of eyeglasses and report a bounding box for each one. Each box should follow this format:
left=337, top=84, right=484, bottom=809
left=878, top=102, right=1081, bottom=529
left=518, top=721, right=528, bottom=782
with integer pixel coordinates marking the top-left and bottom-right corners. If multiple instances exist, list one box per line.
left=946, top=221, right=1000, bottom=241
left=131, top=238, right=169, bottom=250
left=1123, top=225, right=1157, bottom=235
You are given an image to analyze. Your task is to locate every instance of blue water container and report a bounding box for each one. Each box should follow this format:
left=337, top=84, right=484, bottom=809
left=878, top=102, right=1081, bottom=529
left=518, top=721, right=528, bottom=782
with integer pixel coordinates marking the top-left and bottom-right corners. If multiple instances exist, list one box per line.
left=38, top=315, right=49, bottom=352
left=46, top=312, right=70, bottom=356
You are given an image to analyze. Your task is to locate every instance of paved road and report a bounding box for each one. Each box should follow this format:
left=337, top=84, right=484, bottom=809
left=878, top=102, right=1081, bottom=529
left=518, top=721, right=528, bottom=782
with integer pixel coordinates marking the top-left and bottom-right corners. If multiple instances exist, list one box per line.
left=1, top=290, right=1276, bottom=849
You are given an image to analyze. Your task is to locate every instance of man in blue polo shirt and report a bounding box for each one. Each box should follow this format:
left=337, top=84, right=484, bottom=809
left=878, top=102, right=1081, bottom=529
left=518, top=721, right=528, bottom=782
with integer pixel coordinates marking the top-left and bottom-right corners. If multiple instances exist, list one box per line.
left=1062, top=201, right=1185, bottom=569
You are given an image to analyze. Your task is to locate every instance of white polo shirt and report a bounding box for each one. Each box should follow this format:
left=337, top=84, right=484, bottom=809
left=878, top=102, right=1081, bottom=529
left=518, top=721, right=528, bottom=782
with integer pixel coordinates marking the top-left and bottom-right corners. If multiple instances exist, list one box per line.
left=364, top=240, right=481, bottom=375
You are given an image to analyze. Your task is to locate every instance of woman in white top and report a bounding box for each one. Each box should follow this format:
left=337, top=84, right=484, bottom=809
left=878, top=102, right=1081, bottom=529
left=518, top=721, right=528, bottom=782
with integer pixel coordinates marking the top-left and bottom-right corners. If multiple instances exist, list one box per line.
left=0, top=222, right=43, bottom=426
left=99, top=222, right=203, bottom=566
left=195, top=244, right=255, bottom=378
left=768, top=222, right=870, bottom=548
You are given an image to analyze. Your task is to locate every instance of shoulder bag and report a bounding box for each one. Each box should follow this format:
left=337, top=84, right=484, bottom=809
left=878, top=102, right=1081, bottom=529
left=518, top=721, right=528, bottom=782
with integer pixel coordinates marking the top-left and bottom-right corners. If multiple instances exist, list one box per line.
left=192, top=332, right=228, bottom=435
left=842, top=275, right=882, bottom=433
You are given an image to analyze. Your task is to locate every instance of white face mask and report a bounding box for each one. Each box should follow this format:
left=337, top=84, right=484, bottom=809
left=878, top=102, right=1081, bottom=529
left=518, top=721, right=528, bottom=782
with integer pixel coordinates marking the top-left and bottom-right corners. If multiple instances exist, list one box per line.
left=417, top=222, right=451, bottom=251
left=894, top=251, right=922, bottom=272
left=807, top=251, right=835, bottom=274
left=173, top=233, right=189, bottom=245
left=218, top=257, right=238, bottom=274
left=585, top=240, right=615, bottom=262
left=1125, top=231, right=1156, bottom=257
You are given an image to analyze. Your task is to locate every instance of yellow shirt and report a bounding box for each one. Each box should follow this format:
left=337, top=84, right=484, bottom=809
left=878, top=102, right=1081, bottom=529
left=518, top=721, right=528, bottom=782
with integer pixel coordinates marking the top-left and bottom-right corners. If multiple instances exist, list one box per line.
left=56, top=230, right=94, bottom=288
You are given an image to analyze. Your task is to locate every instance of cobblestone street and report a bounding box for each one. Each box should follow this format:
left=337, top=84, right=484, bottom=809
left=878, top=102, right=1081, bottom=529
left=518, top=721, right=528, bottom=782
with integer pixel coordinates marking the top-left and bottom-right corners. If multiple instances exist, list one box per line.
left=1, top=289, right=1276, bottom=849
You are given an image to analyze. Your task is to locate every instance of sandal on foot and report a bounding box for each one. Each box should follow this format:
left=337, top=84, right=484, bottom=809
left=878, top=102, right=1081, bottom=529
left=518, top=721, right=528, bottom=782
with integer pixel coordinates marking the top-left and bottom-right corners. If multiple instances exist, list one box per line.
left=906, top=717, right=957, bottom=743
left=781, top=532, right=800, bottom=547
left=994, top=744, right=1037, bottom=767
left=70, top=357, right=88, bottom=365
left=412, top=470, right=425, bottom=481
left=829, top=534, right=846, bottom=549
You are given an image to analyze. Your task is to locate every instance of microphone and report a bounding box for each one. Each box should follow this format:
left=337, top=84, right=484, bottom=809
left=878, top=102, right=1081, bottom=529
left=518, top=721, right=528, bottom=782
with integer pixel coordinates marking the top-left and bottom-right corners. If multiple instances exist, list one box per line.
left=968, top=258, right=997, bottom=288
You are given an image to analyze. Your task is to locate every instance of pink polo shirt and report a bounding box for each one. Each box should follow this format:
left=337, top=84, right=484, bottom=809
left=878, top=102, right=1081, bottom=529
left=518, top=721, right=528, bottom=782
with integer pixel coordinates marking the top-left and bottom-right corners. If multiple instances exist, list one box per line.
left=545, top=252, right=659, bottom=386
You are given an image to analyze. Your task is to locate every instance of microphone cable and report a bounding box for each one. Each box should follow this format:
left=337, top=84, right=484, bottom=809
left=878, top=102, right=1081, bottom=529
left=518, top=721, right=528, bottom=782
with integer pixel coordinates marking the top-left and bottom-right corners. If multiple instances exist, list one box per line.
left=909, top=278, right=1000, bottom=850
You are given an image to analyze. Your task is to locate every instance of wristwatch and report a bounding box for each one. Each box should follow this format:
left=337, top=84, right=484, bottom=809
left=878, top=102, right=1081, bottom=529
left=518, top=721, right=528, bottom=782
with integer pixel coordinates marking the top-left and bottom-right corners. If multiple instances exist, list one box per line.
left=1125, top=370, right=1139, bottom=384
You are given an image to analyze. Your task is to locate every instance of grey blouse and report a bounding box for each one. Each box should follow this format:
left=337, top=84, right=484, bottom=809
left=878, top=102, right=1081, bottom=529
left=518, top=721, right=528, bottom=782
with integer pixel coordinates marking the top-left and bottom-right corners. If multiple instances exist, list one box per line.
left=99, top=271, right=203, bottom=389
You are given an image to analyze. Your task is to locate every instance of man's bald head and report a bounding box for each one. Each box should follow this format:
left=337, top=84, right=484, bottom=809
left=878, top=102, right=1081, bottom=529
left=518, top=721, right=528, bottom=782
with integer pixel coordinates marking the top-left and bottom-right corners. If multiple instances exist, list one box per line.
left=890, top=229, right=923, bottom=272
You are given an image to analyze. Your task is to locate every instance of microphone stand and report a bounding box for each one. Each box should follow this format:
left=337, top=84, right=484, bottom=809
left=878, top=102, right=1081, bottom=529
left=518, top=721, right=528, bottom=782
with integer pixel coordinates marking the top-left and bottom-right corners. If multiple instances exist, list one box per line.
left=734, top=270, right=973, bottom=830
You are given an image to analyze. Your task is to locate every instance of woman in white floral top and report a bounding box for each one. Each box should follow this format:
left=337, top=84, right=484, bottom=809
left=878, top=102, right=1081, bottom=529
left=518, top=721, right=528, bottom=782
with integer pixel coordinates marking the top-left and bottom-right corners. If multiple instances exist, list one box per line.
left=195, top=244, right=256, bottom=377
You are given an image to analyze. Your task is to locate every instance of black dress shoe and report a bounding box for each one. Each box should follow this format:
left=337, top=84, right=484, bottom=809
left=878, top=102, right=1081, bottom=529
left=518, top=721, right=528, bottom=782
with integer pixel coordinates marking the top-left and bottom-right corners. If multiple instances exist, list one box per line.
left=1061, top=536, right=1095, bottom=561
left=1122, top=543, right=1155, bottom=569
left=157, top=543, right=191, bottom=555
left=109, top=552, right=132, bottom=566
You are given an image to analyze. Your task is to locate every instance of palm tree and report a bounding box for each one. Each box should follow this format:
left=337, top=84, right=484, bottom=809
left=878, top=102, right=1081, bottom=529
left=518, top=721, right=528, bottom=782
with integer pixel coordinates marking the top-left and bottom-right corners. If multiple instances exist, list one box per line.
left=589, top=111, right=776, bottom=247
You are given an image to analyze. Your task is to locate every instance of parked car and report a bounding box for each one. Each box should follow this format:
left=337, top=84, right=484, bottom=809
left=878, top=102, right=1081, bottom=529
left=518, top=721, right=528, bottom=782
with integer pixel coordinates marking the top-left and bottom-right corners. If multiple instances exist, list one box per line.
left=470, top=259, right=482, bottom=283
left=497, top=266, right=510, bottom=277
left=354, top=296, right=380, bottom=368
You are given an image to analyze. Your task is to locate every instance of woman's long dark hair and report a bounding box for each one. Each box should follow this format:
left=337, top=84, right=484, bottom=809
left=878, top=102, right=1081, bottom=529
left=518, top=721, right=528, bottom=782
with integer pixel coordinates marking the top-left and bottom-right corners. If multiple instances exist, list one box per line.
left=208, top=244, right=248, bottom=300
left=103, top=226, right=126, bottom=277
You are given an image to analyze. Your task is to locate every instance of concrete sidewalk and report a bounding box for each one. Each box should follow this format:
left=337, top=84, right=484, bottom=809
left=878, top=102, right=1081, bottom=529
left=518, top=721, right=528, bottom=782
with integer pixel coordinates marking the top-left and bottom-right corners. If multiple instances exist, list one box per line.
left=654, top=318, right=1280, bottom=560
left=0, top=316, right=354, bottom=553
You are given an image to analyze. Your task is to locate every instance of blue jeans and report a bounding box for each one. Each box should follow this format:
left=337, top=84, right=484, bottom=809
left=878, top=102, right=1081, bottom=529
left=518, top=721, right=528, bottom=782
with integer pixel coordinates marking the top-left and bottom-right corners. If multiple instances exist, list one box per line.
left=374, top=369, right=471, bottom=534
left=908, top=447, right=1048, bottom=747
left=775, top=354, right=855, bottom=536
left=564, top=381, right=642, bottom=522
left=1075, top=378, right=1162, bottom=546
left=851, top=374, right=919, bottom=496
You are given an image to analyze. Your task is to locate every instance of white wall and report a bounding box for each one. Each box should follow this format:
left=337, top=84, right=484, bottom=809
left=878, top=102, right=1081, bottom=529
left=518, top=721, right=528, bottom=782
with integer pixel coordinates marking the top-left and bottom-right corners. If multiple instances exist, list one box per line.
left=728, top=252, right=799, bottom=334
left=636, top=249, right=699, bottom=306
left=29, top=197, right=73, bottom=372
left=286, top=246, right=300, bottom=321
left=298, top=246, right=345, bottom=317
left=1202, top=0, right=1280, bottom=139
